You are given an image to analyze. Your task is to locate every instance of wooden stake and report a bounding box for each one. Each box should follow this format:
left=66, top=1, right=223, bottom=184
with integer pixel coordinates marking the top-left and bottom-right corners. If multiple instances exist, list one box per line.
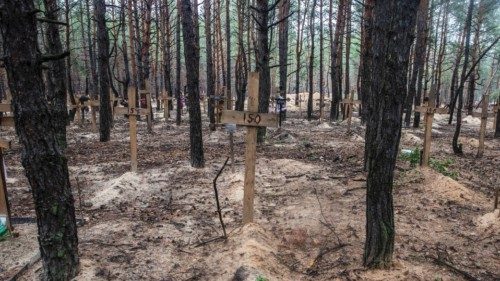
left=477, top=94, right=489, bottom=157
left=128, top=87, right=138, bottom=172
left=414, top=89, right=447, bottom=166
left=243, top=73, right=259, bottom=224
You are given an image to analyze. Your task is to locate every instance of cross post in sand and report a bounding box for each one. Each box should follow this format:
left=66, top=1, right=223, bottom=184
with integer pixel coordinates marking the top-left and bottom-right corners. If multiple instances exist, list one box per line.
left=114, top=87, right=150, bottom=172
left=414, top=90, right=448, bottom=166
left=492, top=104, right=498, bottom=131
left=0, top=139, right=12, bottom=232
left=472, top=94, right=493, bottom=157
left=159, top=92, right=173, bottom=120
left=340, top=91, right=361, bottom=133
left=220, top=72, right=279, bottom=224
left=209, top=95, right=226, bottom=125
left=83, top=98, right=100, bottom=132
left=0, top=102, right=14, bottom=231
left=138, top=89, right=153, bottom=132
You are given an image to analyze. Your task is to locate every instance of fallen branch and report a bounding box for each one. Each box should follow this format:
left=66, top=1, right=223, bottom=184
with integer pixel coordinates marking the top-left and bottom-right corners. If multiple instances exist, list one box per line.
left=432, top=257, right=479, bottom=281
left=306, top=243, right=349, bottom=275
left=7, top=252, right=41, bottom=281
left=213, top=157, right=230, bottom=239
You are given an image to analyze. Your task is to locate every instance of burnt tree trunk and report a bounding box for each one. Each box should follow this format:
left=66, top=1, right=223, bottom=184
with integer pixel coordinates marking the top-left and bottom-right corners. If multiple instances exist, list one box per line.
left=95, top=0, right=112, bottom=142
left=278, top=0, right=290, bottom=118
left=162, top=0, right=174, bottom=111
left=175, top=1, right=182, bottom=126
left=180, top=0, right=205, bottom=168
left=404, top=0, right=428, bottom=128
left=363, top=0, right=418, bottom=268
left=307, top=0, right=317, bottom=121
left=359, top=0, right=373, bottom=124
left=330, top=0, right=345, bottom=121
left=86, top=0, right=98, bottom=98
left=452, top=0, right=474, bottom=154
left=235, top=0, right=248, bottom=111
left=120, top=0, right=131, bottom=98
left=0, top=0, right=79, bottom=279
left=204, top=0, right=216, bottom=129
left=43, top=0, right=69, bottom=149
left=255, top=0, right=271, bottom=144
left=226, top=0, right=232, bottom=109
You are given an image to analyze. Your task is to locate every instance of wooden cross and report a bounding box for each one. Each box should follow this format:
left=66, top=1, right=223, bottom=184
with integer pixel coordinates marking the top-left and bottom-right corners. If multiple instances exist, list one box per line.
left=340, top=92, right=361, bottom=133
left=0, top=102, right=14, bottom=231
left=220, top=72, right=278, bottom=224
left=472, top=94, right=493, bottom=157
left=159, top=92, right=173, bottom=119
left=492, top=104, right=498, bottom=130
left=138, top=89, right=153, bottom=132
left=209, top=95, right=226, bottom=125
left=83, top=98, right=100, bottom=132
left=414, top=91, right=448, bottom=166
left=0, top=139, right=12, bottom=232
left=114, top=87, right=150, bottom=172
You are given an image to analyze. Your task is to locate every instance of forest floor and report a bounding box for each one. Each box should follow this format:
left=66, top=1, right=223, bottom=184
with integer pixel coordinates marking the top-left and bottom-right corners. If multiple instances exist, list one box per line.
left=0, top=94, right=498, bottom=281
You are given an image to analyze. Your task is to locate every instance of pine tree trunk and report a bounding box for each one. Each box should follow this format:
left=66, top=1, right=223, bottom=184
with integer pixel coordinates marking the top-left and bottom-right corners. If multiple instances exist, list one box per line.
left=180, top=0, right=205, bottom=168
left=452, top=0, right=474, bottom=154
left=307, top=0, right=317, bottom=121
left=404, top=0, right=429, bottom=128
left=278, top=0, right=290, bottom=118
left=235, top=0, right=248, bottom=111
left=204, top=0, right=216, bottom=129
left=43, top=0, right=69, bottom=149
left=448, top=26, right=466, bottom=124
left=226, top=0, right=232, bottom=109
left=330, top=0, right=345, bottom=121
left=121, top=0, right=131, bottom=98
left=359, top=0, right=373, bottom=124
left=175, top=2, right=182, bottom=126
left=0, top=1, right=79, bottom=278
left=86, top=0, right=99, bottom=98
left=95, top=0, right=112, bottom=142
left=363, top=0, right=418, bottom=268
left=255, top=0, right=271, bottom=143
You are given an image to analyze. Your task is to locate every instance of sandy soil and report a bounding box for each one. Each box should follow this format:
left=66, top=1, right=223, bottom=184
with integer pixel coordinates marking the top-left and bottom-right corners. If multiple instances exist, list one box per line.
left=0, top=98, right=498, bottom=281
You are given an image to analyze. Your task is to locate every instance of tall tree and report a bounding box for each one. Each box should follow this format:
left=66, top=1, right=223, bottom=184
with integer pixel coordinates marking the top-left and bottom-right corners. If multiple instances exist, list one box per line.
left=278, top=0, right=290, bottom=117
left=43, top=0, right=69, bottom=149
left=255, top=0, right=271, bottom=143
left=179, top=0, right=205, bottom=167
left=363, top=0, right=418, bottom=267
left=95, top=0, right=112, bottom=142
left=205, top=0, right=216, bottom=129
left=235, top=0, right=248, bottom=111
left=86, top=0, right=99, bottom=98
left=466, top=0, right=485, bottom=115
left=330, top=0, right=345, bottom=120
left=226, top=0, right=232, bottom=109
left=404, top=0, right=429, bottom=128
left=359, top=0, right=374, bottom=124
left=452, top=0, right=474, bottom=154
left=307, top=0, right=317, bottom=120
left=294, top=0, right=308, bottom=107
left=175, top=2, right=182, bottom=125
left=0, top=0, right=79, bottom=278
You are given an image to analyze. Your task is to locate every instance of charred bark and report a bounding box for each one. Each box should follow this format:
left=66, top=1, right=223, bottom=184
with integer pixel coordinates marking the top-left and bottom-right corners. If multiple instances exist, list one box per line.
left=0, top=1, right=79, bottom=278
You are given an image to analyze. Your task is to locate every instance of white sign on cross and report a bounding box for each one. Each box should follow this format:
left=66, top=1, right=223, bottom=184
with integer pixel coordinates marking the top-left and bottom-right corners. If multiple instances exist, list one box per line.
left=220, top=72, right=278, bottom=224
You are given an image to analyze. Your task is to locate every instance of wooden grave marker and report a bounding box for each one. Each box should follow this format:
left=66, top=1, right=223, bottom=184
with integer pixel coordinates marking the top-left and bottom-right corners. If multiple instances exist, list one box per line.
left=0, top=103, right=14, bottom=231
left=220, top=72, right=278, bottom=224
left=340, top=91, right=361, bottom=133
left=114, top=87, right=150, bottom=172
left=472, top=94, right=494, bottom=157
left=0, top=139, right=12, bottom=232
left=493, top=104, right=498, bottom=130
left=138, top=89, right=153, bottom=132
left=414, top=90, right=448, bottom=166
left=159, top=92, right=173, bottom=119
